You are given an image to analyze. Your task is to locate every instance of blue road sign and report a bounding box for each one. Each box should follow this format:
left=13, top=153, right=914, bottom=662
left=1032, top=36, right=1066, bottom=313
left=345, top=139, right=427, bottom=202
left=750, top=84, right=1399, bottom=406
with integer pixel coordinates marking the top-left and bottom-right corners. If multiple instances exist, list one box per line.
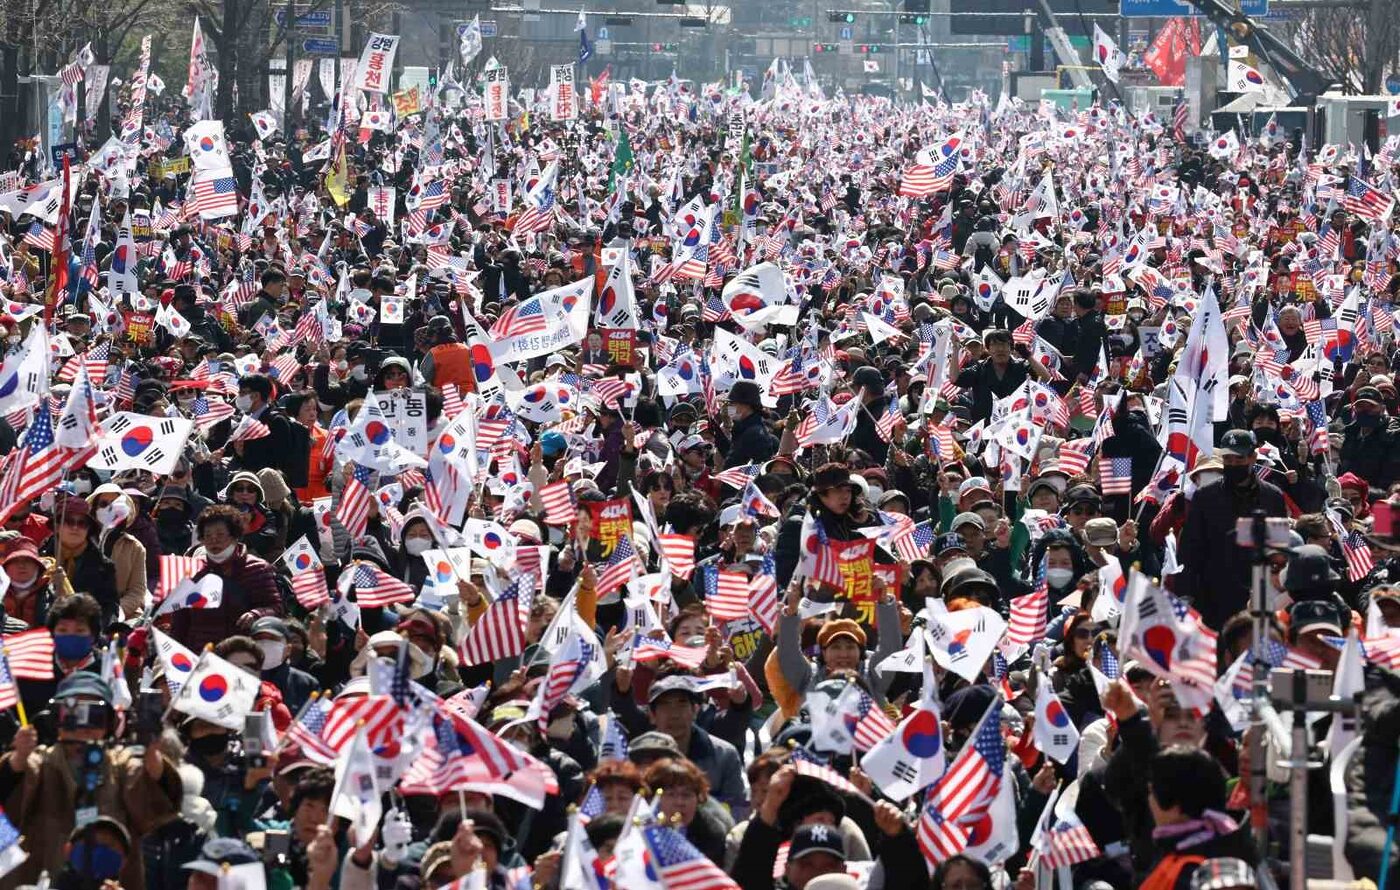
left=1120, top=0, right=1266, bottom=16
left=276, top=9, right=332, bottom=27
left=302, top=37, right=339, bottom=55
left=839, top=25, right=853, bottom=40
left=1387, top=75, right=1400, bottom=95
left=481, top=20, right=498, bottom=37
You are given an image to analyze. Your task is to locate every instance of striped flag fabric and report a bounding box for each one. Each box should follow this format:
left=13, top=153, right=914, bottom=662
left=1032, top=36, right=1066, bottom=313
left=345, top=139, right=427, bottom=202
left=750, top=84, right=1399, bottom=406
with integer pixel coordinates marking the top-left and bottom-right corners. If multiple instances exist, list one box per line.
left=641, top=825, right=740, bottom=890
left=226, top=414, right=271, bottom=443
left=1056, top=439, right=1095, bottom=476
left=489, top=298, right=548, bottom=339
left=0, top=651, right=19, bottom=712
left=789, top=746, right=866, bottom=799
left=1344, top=177, right=1395, bottom=223
left=1040, top=808, right=1101, bottom=868
left=344, top=562, right=415, bottom=608
left=852, top=689, right=897, bottom=752
left=539, top=480, right=579, bottom=528
left=191, top=175, right=239, bottom=216
left=892, top=520, right=936, bottom=563
left=1008, top=557, right=1049, bottom=645
left=321, top=694, right=404, bottom=754
left=595, top=535, right=640, bottom=596
left=158, top=555, right=206, bottom=597
left=658, top=533, right=697, bottom=579
left=633, top=636, right=708, bottom=669
left=701, top=565, right=751, bottom=621
left=0, top=407, right=64, bottom=526
left=917, top=699, right=1005, bottom=864
left=289, top=568, right=330, bottom=608
left=285, top=694, right=337, bottom=763
left=1, top=629, right=53, bottom=680
left=712, top=463, right=762, bottom=489
left=458, top=579, right=530, bottom=666
left=1098, top=455, right=1133, bottom=495
left=336, top=463, right=374, bottom=540
left=1341, top=528, right=1375, bottom=582
left=535, top=636, right=597, bottom=729
left=748, top=553, right=780, bottom=634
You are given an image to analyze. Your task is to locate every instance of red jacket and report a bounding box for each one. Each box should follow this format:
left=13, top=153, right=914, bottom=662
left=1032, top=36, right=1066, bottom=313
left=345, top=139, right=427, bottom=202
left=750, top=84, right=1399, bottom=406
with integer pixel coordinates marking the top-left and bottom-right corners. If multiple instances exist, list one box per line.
left=169, top=545, right=283, bottom=651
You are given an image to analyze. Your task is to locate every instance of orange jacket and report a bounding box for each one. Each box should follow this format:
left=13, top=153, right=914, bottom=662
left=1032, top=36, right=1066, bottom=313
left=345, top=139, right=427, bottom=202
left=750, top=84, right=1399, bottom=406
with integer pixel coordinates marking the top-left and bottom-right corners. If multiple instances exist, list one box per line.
left=428, top=342, right=477, bottom=393
left=296, top=424, right=333, bottom=503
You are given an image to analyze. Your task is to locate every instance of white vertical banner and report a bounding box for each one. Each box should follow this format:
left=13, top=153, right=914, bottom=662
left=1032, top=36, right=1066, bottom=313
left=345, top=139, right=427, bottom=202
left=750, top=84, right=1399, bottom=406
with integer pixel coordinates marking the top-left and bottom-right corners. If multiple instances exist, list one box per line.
left=491, top=178, right=511, bottom=214
left=484, top=66, right=508, bottom=121
left=338, top=57, right=357, bottom=95
left=354, top=32, right=399, bottom=93
left=550, top=65, right=576, bottom=121
left=318, top=58, right=336, bottom=101
left=292, top=59, right=314, bottom=108
left=84, top=64, right=110, bottom=125
left=367, top=186, right=396, bottom=227
left=268, top=59, right=286, bottom=117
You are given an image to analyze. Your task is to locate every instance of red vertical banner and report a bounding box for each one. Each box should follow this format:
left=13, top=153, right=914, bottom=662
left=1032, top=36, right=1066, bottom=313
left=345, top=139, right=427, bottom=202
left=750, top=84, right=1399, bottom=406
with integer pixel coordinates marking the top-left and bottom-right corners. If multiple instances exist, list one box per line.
left=586, top=497, right=633, bottom=557
left=1144, top=17, right=1197, bottom=87
left=832, top=538, right=876, bottom=624
left=45, top=156, right=72, bottom=329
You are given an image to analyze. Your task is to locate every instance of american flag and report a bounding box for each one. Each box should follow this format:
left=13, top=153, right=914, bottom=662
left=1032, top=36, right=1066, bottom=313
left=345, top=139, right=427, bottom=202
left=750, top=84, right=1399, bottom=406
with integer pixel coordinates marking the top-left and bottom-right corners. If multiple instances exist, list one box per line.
left=1232, top=637, right=1323, bottom=695
left=1056, top=438, right=1095, bottom=476
left=701, top=565, right=751, bottom=621
left=0, top=651, right=19, bottom=711
left=658, top=533, right=697, bottom=579
left=191, top=176, right=239, bottom=216
left=157, top=555, right=206, bottom=598
left=227, top=414, right=271, bottom=443
left=641, top=825, right=740, bottom=890
left=852, top=689, right=897, bottom=752
left=712, top=463, right=762, bottom=489
left=1040, top=810, right=1101, bottom=868
left=536, top=638, right=597, bottom=728
left=1344, top=177, right=1395, bottom=223
left=789, top=746, right=866, bottom=798
left=1008, top=556, right=1049, bottom=645
left=596, top=534, right=640, bottom=596
left=290, top=567, right=330, bottom=608
left=336, top=463, right=374, bottom=540
left=57, top=342, right=109, bottom=384
left=538, top=480, right=579, bottom=527
left=748, top=554, right=780, bottom=634
left=285, top=695, right=337, bottom=763
left=1098, top=640, right=1120, bottom=679
left=347, top=562, right=415, bottom=608
left=0, top=406, right=63, bottom=526
left=1, top=629, right=53, bottom=679
left=1098, top=455, right=1133, bottom=495
left=917, top=699, right=1005, bottom=864
left=321, top=694, right=404, bottom=754
left=21, top=223, right=53, bottom=252
left=891, top=519, right=936, bottom=563
left=490, top=298, right=548, bottom=339
left=633, top=636, right=708, bottom=669
left=1341, top=528, right=1375, bottom=582
left=399, top=715, right=491, bottom=795
left=874, top=399, right=901, bottom=443
left=190, top=395, right=235, bottom=430
left=1173, top=96, right=1188, bottom=141
left=701, top=294, right=731, bottom=323
left=458, top=579, right=529, bottom=666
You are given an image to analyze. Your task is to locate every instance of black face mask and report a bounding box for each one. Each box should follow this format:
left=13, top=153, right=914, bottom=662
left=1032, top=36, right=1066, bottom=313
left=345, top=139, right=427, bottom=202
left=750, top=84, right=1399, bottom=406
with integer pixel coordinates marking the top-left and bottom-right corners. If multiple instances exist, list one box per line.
left=1223, top=464, right=1252, bottom=487
left=156, top=509, right=187, bottom=528
left=1253, top=427, right=1283, bottom=446
left=189, top=733, right=230, bottom=757
left=1126, top=410, right=1149, bottom=427
left=1357, top=413, right=1382, bottom=429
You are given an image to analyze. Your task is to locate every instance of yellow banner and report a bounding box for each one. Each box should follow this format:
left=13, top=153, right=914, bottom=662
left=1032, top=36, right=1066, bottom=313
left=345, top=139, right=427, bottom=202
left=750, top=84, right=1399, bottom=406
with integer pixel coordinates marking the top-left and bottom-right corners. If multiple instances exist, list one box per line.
left=392, top=86, right=421, bottom=117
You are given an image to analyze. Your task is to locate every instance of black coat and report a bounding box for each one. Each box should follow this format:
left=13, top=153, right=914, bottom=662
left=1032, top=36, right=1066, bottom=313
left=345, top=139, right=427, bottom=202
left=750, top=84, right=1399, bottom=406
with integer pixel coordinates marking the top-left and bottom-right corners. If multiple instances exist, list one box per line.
left=1338, top=416, right=1400, bottom=491
left=723, top=411, right=779, bottom=469
left=847, top=398, right=889, bottom=464
left=236, top=407, right=300, bottom=486
left=1070, top=309, right=1109, bottom=381
left=1176, top=476, right=1289, bottom=630
left=1346, top=666, right=1400, bottom=884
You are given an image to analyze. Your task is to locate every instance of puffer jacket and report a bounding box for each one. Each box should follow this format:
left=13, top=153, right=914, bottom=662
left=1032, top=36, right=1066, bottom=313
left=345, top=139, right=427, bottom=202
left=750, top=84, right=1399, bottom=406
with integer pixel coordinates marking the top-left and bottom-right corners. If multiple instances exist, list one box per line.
left=168, top=544, right=283, bottom=650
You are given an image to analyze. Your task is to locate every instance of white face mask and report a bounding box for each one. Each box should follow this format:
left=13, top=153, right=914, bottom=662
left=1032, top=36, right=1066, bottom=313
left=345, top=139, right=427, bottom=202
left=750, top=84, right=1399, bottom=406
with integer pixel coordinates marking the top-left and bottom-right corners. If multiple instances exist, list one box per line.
left=235, top=394, right=254, bottom=413
left=404, top=537, right=432, bottom=556
left=726, top=405, right=741, bottom=420
left=1045, top=567, right=1075, bottom=587
left=350, top=365, right=369, bottom=382
left=1195, top=471, right=1222, bottom=487
left=257, top=640, right=286, bottom=670
left=70, top=481, right=92, bottom=497
left=336, top=360, right=349, bottom=372
left=205, top=544, right=236, bottom=563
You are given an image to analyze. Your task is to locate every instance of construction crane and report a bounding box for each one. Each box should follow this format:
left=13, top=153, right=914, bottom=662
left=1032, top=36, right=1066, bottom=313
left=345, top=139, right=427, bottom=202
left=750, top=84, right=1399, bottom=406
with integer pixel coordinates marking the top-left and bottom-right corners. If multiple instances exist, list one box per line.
left=1185, top=0, right=1338, bottom=105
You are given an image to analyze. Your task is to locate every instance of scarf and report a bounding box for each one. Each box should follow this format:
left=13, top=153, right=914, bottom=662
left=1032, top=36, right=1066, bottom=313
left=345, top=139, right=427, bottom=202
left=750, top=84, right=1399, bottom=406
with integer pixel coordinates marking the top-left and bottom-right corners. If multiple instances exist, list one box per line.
left=1151, top=809, right=1240, bottom=851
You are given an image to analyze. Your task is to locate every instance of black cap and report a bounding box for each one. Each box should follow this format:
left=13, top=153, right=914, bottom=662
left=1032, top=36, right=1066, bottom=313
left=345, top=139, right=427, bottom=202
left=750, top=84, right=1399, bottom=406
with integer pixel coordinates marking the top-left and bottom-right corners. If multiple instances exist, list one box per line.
left=1287, top=597, right=1347, bottom=639
left=1355, top=386, right=1385, bottom=408
left=1283, top=544, right=1341, bottom=592
left=55, top=671, right=112, bottom=704
left=1064, top=484, right=1102, bottom=505
left=851, top=366, right=884, bottom=390
left=1219, top=429, right=1257, bottom=457
left=934, top=532, right=968, bottom=557
left=183, top=838, right=260, bottom=875
left=788, top=823, right=845, bottom=862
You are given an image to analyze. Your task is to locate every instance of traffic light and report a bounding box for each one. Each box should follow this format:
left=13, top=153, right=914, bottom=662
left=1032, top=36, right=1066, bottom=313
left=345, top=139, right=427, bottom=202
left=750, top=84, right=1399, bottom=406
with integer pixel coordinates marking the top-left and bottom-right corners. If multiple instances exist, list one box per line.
left=604, top=15, right=633, bottom=25
left=428, top=69, right=438, bottom=87
left=899, top=13, right=927, bottom=24
left=678, top=15, right=707, bottom=26
left=650, top=42, right=679, bottom=51
left=827, top=11, right=856, bottom=23
left=857, top=44, right=882, bottom=53
left=812, top=42, right=838, bottom=52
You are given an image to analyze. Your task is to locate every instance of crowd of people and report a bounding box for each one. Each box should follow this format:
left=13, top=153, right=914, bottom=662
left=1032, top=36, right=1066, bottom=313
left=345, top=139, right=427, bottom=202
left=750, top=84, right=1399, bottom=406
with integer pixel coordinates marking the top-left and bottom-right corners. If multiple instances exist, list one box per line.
left=0, top=43, right=1394, bottom=890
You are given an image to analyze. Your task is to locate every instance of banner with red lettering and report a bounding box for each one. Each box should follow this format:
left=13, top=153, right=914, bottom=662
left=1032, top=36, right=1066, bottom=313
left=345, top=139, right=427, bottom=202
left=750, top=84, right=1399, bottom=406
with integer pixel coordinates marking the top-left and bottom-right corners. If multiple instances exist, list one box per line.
left=484, top=66, right=509, bottom=121
left=1144, top=18, right=1200, bottom=87
left=587, top=497, right=633, bottom=557
left=600, top=328, right=636, bottom=366
left=354, top=33, right=399, bottom=94
left=550, top=65, right=576, bottom=121
left=832, top=538, right=876, bottom=623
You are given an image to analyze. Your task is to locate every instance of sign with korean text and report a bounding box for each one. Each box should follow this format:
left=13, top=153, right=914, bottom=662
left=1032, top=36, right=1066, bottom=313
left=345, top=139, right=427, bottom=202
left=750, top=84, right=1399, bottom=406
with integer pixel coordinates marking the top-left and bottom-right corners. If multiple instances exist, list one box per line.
left=380, top=388, right=428, bottom=456
left=550, top=65, right=576, bottom=121
left=587, top=497, right=632, bottom=558
left=484, top=66, right=509, bottom=121
left=367, top=186, right=395, bottom=227
left=354, top=32, right=399, bottom=94
left=491, top=178, right=511, bottom=214
left=392, top=86, right=421, bottom=117
left=124, top=310, right=155, bottom=346
left=600, top=328, right=635, bottom=365
left=833, top=538, right=876, bottom=623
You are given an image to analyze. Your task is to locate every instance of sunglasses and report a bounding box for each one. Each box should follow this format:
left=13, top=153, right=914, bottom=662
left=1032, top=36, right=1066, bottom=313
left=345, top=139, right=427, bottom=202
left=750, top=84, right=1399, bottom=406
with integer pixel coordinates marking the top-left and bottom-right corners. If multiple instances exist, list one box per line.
left=230, top=485, right=259, bottom=495
left=1069, top=505, right=1098, bottom=516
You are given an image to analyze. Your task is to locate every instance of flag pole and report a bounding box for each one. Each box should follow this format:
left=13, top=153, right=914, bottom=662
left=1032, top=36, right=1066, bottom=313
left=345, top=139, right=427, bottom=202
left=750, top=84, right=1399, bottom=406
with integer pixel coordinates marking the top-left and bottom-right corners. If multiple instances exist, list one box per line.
left=3, top=650, right=26, bottom=727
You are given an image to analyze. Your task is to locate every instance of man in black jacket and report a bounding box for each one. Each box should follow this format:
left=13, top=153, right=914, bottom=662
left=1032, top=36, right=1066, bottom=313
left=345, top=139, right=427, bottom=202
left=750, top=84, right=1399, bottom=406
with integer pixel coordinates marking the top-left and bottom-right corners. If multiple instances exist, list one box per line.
left=1339, top=386, right=1400, bottom=491
left=1068, top=288, right=1108, bottom=383
left=847, top=366, right=893, bottom=464
left=233, top=373, right=300, bottom=486
left=954, top=328, right=1052, bottom=423
left=722, top=380, right=779, bottom=469
left=1176, top=429, right=1290, bottom=630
